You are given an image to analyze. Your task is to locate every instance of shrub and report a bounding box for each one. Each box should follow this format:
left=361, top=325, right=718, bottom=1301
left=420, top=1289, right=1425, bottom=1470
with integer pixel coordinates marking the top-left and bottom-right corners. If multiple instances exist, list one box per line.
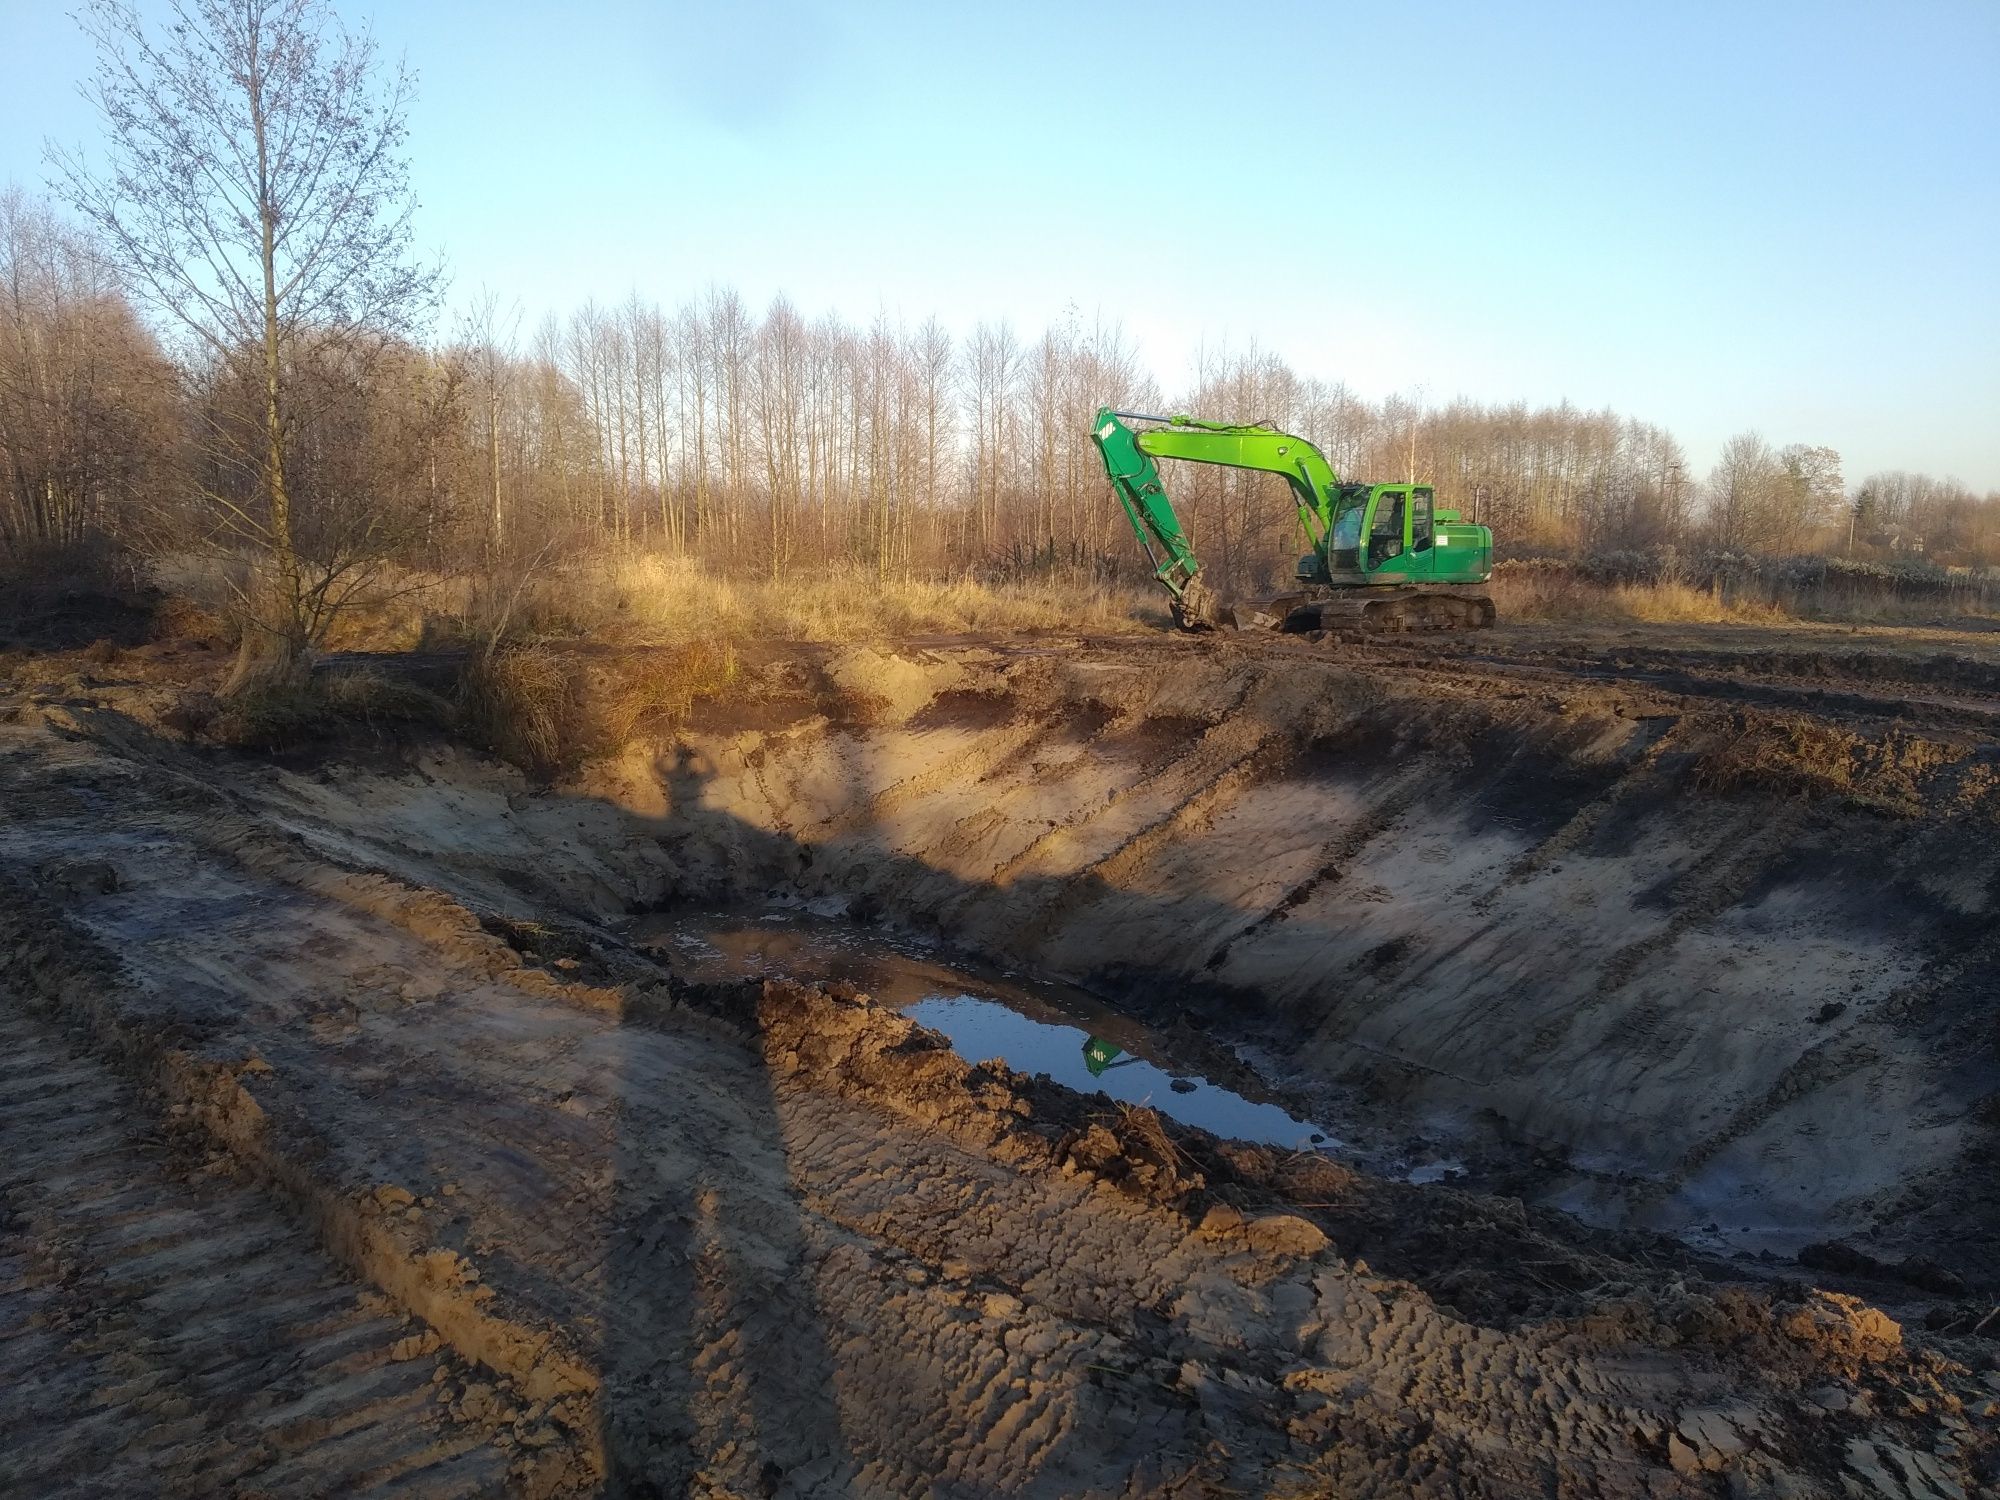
left=453, top=639, right=740, bottom=780
left=455, top=644, right=588, bottom=780
left=205, top=682, right=335, bottom=751
left=317, top=666, right=452, bottom=729
left=591, top=641, right=738, bottom=748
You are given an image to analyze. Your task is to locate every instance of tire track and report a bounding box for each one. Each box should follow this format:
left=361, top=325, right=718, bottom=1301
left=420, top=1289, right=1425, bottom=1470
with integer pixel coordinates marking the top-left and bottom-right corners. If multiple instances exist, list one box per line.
left=0, top=992, right=519, bottom=1500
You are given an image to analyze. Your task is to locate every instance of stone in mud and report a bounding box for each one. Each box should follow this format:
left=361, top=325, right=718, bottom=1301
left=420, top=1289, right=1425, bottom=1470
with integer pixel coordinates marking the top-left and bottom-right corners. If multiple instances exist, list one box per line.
left=1242, top=1213, right=1330, bottom=1257
left=42, top=857, right=120, bottom=895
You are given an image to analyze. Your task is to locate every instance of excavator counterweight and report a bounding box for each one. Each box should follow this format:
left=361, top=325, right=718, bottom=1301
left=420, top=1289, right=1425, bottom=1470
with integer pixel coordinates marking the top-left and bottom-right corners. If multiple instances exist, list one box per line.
left=1090, top=407, right=1496, bottom=635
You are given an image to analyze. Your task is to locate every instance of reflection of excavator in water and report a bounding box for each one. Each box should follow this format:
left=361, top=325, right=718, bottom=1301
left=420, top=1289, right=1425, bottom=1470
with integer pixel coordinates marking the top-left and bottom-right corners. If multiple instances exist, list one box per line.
left=1091, top=407, right=1497, bottom=633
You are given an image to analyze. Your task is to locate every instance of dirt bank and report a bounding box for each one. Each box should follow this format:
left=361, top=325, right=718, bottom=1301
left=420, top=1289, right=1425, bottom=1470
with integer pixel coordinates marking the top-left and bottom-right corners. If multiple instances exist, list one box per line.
left=2, top=627, right=1997, bottom=1496
left=307, top=634, right=1994, bottom=1284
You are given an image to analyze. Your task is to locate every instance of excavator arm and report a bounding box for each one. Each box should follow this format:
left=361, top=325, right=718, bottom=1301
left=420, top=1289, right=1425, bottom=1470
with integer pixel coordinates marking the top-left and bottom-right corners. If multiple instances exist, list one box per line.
left=1090, top=407, right=1347, bottom=625
left=1089, top=409, right=1205, bottom=614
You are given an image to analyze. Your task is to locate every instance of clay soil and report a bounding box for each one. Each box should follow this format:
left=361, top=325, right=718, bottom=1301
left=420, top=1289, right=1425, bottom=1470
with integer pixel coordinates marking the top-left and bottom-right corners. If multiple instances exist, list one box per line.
left=2, top=610, right=1997, bottom=1498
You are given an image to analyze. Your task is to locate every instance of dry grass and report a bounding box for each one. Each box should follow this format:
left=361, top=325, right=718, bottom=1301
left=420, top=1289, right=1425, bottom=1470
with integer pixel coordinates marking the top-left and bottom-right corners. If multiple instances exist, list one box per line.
left=1490, top=558, right=2000, bottom=627
left=1687, top=713, right=1970, bottom=815
left=1690, top=714, right=1865, bottom=800
left=148, top=551, right=1169, bottom=652
left=589, top=638, right=738, bottom=748
left=455, top=645, right=585, bottom=780
left=317, top=665, right=452, bottom=727
left=479, top=555, right=1168, bottom=645
left=151, top=551, right=442, bottom=653
left=1489, top=571, right=1791, bottom=626
left=455, top=637, right=739, bottom=780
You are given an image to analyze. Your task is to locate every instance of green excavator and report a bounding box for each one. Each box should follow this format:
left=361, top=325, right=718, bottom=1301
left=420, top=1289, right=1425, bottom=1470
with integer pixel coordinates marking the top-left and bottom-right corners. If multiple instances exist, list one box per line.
left=1091, top=408, right=1496, bottom=633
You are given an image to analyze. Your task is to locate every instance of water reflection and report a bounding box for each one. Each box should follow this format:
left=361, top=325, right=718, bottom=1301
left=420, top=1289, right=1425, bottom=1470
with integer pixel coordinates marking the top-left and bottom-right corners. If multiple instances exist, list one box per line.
left=631, top=905, right=1342, bottom=1152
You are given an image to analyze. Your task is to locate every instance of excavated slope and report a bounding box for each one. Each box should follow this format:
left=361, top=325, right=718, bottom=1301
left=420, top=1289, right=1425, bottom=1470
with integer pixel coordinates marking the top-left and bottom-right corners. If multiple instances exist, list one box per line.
left=5, top=635, right=1996, bottom=1498
left=214, top=640, right=2000, bottom=1279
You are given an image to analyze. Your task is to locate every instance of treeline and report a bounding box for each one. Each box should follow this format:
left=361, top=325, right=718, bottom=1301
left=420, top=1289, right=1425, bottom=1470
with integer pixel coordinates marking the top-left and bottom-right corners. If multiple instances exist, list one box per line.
left=5, top=184, right=1998, bottom=601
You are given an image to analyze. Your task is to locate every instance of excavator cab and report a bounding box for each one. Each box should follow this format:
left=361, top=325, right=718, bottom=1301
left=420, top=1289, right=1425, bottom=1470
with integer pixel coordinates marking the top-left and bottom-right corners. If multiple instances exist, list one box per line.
left=1369, top=488, right=1410, bottom=567
left=1323, top=484, right=1450, bottom=581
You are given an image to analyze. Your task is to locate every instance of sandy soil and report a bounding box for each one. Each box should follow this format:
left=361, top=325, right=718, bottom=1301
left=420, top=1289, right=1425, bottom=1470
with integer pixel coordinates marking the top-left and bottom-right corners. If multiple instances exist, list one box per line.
left=1, top=617, right=1997, bottom=1497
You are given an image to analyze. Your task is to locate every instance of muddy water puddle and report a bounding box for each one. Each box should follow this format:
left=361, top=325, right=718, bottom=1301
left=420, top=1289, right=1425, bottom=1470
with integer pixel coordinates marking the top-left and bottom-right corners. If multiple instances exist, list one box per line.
left=630, top=902, right=1343, bottom=1152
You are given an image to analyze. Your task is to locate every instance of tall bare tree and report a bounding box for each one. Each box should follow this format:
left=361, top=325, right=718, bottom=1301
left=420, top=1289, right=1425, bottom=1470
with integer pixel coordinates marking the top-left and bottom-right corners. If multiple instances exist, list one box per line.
left=459, top=287, right=520, bottom=555
left=0, top=189, right=177, bottom=566
left=54, top=0, right=438, bottom=686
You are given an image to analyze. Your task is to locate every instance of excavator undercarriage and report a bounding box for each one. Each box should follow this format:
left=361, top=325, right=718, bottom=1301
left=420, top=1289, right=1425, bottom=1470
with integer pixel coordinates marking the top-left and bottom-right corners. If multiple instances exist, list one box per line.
left=1185, top=584, right=1497, bottom=635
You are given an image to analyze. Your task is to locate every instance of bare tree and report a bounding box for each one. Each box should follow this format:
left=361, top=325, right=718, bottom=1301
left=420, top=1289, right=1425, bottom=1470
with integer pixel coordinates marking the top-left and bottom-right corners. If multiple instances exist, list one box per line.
left=1774, top=444, right=1844, bottom=553
left=53, top=0, right=439, bottom=687
left=0, top=188, right=177, bottom=567
left=459, top=287, right=520, bottom=555
left=1705, top=431, right=1781, bottom=553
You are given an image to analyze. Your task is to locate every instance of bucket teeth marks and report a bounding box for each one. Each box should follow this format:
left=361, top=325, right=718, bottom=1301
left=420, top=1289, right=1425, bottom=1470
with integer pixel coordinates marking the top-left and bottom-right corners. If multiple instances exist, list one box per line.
left=1490, top=715, right=1684, bottom=895
left=0, top=991, right=514, bottom=1499
left=972, top=724, right=1293, bottom=962
left=810, top=708, right=1072, bottom=843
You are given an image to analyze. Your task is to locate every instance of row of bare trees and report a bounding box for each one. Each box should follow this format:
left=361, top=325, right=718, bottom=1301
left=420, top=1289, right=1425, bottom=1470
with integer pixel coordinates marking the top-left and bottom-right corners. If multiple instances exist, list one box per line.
left=482, top=294, right=1161, bottom=580
left=4, top=0, right=1996, bottom=688
left=15, top=212, right=2000, bottom=600
left=438, top=305, right=2000, bottom=593
left=0, top=189, right=177, bottom=562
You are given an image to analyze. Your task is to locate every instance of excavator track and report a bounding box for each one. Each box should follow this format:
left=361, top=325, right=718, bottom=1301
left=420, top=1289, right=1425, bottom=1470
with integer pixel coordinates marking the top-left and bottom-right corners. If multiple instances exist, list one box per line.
left=1199, top=587, right=1496, bottom=635
left=1292, top=587, right=1497, bottom=633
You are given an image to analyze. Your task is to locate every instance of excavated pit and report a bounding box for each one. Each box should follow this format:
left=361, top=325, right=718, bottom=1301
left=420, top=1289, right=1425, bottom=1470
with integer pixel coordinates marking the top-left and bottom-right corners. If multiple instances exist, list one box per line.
left=381, top=637, right=1993, bottom=1275
left=3, top=631, right=1998, bottom=1496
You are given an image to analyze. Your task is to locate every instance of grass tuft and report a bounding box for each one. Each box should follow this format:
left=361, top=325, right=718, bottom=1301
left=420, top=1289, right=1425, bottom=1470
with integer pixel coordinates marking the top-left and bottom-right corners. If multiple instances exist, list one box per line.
left=204, top=683, right=335, bottom=752
left=455, top=644, right=587, bottom=781
left=591, top=639, right=739, bottom=749
left=318, top=666, right=452, bottom=728
left=453, top=638, right=740, bottom=781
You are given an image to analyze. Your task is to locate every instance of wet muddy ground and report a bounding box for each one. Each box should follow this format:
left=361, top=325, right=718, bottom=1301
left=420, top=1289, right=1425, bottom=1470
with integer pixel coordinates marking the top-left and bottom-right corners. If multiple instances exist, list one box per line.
left=3, top=617, right=1998, bottom=1496
left=633, top=903, right=1346, bottom=1152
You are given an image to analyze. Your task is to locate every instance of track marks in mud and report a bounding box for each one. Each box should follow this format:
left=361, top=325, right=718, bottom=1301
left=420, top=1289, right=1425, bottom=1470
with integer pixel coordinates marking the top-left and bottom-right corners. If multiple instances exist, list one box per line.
left=0, top=993, right=517, bottom=1499
left=637, top=647, right=1992, bottom=1283
left=812, top=704, right=1101, bottom=854
left=7, top=647, right=2000, bottom=1496
left=1203, top=766, right=1433, bottom=973
left=985, top=718, right=1283, bottom=896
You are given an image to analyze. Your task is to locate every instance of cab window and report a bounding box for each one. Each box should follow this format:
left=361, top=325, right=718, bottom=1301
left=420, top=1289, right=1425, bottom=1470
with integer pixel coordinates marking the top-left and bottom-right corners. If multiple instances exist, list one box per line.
left=1368, top=489, right=1406, bottom=566
left=1411, top=488, right=1434, bottom=551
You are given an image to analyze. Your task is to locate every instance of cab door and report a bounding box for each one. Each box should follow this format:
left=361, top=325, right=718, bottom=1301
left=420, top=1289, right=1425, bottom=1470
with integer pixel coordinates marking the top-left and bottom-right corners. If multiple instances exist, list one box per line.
left=1365, top=486, right=1438, bottom=580
left=1406, top=487, right=1436, bottom=579
left=1365, top=486, right=1408, bottom=573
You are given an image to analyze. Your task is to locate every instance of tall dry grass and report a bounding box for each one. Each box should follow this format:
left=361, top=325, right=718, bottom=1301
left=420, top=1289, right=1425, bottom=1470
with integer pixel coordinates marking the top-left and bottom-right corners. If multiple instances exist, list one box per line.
left=1488, top=571, right=1791, bottom=626
left=1489, top=554, right=2000, bottom=627
left=529, top=555, right=1169, bottom=643
left=455, top=637, right=738, bottom=780
left=152, top=550, right=1169, bottom=652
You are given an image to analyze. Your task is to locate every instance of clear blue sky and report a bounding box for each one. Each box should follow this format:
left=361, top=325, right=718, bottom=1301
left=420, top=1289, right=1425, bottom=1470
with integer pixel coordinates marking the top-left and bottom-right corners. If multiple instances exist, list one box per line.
left=5, top=0, right=1997, bottom=489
